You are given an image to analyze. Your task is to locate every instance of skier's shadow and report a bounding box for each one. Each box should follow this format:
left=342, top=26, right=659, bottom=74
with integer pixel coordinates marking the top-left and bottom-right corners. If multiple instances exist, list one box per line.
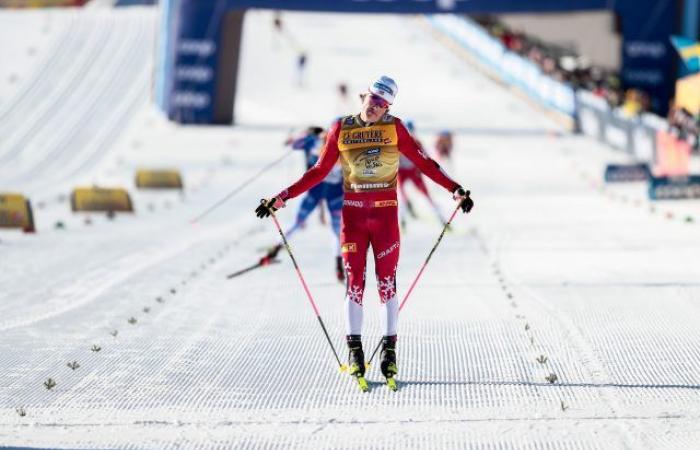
left=393, top=380, right=700, bottom=390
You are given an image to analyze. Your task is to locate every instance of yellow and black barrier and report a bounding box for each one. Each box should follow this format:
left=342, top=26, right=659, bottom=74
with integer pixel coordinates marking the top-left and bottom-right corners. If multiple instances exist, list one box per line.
left=0, top=193, right=35, bottom=233
left=135, top=169, right=184, bottom=189
left=70, top=187, right=134, bottom=212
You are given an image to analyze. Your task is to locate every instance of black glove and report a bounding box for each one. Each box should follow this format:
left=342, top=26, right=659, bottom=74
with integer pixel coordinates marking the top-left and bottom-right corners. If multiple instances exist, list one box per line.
left=453, top=186, right=474, bottom=214
left=255, top=197, right=285, bottom=218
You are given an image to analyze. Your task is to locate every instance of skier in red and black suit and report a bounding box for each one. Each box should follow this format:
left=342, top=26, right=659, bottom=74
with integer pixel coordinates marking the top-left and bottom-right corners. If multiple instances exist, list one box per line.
left=255, top=76, right=473, bottom=382
left=398, top=120, right=448, bottom=229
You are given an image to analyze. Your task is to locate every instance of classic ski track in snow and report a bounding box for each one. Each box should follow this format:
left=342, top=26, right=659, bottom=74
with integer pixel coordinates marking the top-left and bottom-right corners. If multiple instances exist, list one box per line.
left=0, top=225, right=240, bottom=332
left=1, top=8, right=700, bottom=449
left=479, top=234, right=641, bottom=449
left=0, top=8, right=155, bottom=199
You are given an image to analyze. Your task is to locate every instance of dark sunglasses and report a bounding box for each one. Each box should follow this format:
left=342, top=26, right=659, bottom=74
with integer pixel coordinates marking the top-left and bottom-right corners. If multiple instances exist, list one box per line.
left=367, top=93, right=390, bottom=109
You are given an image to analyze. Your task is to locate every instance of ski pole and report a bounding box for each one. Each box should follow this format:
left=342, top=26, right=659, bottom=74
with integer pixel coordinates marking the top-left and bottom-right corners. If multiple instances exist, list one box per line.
left=190, top=149, right=294, bottom=224
left=226, top=257, right=279, bottom=279
left=367, top=203, right=462, bottom=366
left=269, top=207, right=347, bottom=372
left=226, top=245, right=283, bottom=279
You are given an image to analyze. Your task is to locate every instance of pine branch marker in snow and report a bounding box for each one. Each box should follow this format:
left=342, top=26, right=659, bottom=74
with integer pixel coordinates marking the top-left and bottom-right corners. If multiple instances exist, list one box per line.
left=269, top=208, right=346, bottom=373
left=367, top=203, right=462, bottom=367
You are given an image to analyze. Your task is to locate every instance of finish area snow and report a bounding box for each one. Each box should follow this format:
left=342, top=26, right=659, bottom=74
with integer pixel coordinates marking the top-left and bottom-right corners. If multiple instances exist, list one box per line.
left=2, top=8, right=700, bottom=450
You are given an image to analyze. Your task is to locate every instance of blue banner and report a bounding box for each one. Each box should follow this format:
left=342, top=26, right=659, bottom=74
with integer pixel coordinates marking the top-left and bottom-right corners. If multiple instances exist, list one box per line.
left=158, top=0, right=678, bottom=124
left=617, top=0, right=676, bottom=115
left=160, top=0, right=228, bottom=123
left=604, top=163, right=650, bottom=183
left=649, top=175, right=700, bottom=200
left=227, top=0, right=608, bottom=14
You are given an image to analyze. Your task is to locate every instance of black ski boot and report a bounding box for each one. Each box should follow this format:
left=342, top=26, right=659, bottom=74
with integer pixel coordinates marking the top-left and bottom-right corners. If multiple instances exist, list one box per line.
left=380, top=335, right=398, bottom=381
left=347, top=335, right=368, bottom=391
left=346, top=335, right=365, bottom=378
left=335, top=256, right=345, bottom=282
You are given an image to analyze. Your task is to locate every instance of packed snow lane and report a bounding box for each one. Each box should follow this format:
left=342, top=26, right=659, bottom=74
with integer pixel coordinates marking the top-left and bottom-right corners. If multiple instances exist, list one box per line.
left=0, top=8, right=155, bottom=199
left=2, top=9, right=700, bottom=450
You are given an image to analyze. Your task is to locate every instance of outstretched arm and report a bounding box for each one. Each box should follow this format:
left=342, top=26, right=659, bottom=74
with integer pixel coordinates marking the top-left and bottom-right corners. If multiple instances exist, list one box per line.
left=396, top=119, right=459, bottom=193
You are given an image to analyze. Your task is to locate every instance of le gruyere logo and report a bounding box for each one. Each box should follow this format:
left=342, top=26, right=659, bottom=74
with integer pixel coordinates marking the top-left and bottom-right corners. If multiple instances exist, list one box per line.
left=342, top=129, right=391, bottom=145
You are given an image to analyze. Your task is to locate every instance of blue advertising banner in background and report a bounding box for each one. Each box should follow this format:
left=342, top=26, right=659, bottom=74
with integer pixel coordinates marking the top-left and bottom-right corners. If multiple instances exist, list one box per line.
left=157, top=0, right=679, bottom=124
left=225, top=0, right=609, bottom=14
left=159, top=0, right=229, bottom=123
left=616, top=0, right=676, bottom=115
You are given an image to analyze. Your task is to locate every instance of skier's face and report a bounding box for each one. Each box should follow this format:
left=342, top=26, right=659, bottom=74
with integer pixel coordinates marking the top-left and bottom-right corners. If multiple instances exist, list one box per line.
left=360, top=93, right=389, bottom=123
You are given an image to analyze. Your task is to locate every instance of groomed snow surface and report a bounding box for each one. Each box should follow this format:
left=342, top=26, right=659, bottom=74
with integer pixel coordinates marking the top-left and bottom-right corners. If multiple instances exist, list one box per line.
left=2, top=8, right=700, bottom=450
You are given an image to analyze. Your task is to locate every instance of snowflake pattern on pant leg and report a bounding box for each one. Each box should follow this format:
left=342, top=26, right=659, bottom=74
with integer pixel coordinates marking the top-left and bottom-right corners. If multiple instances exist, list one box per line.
left=347, top=284, right=364, bottom=306
left=378, top=275, right=396, bottom=303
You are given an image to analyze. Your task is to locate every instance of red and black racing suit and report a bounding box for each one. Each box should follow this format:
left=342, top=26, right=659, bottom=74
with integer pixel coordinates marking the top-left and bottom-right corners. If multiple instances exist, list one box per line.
left=275, top=114, right=459, bottom=336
